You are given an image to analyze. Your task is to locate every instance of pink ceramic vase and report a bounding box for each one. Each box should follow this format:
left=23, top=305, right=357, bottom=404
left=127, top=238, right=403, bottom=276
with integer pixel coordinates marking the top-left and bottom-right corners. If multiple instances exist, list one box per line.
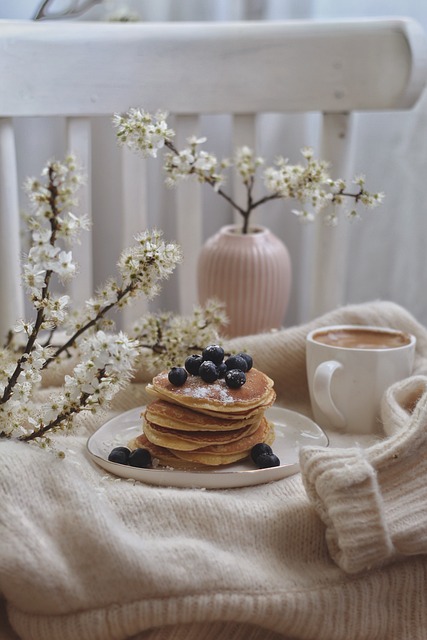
left=197, top=225, right=292, bottom=338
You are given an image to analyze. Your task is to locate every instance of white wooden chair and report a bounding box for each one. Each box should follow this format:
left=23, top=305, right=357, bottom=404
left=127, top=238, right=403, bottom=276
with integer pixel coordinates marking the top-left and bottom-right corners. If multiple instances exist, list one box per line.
left=0, top=18, right=426, bottom=339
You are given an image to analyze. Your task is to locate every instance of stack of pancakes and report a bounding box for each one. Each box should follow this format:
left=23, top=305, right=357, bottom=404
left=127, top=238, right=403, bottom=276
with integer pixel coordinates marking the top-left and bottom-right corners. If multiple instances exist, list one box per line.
left=129, top=367, right=276, bottom=469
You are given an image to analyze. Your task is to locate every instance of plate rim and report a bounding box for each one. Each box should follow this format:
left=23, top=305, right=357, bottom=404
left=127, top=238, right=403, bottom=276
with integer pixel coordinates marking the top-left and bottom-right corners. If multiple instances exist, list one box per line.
left=86, top=405, right=328, bottom=485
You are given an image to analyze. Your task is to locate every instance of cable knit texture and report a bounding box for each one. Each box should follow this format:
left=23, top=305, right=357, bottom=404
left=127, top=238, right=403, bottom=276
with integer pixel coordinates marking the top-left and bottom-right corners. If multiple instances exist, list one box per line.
left=1, top=301, right=427, bottom=640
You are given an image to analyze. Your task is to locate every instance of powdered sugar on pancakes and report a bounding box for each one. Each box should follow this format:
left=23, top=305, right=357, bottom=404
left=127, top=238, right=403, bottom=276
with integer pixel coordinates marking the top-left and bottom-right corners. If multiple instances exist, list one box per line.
left=150, top=368, right=274, bottom=408
left=178, top=375, right=235, bottom=403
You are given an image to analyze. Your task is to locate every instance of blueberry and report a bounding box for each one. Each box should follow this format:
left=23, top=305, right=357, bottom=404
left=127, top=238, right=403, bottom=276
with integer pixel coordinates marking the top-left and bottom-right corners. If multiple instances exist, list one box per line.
left=250, top=442, right=273, bottom=463
left=225, top=355, right=248, bottom=372
left=237, top=352, right=253, bottom=371
left=202, top=344, right=225, bottom=365
left=225, top=368, right=246, bottom=388
left=128, top=448, right=152, bottom=468
left=185, top=354, right=204, bottom=376
left=216, top=362, right=227, bottom=378
left=199, top=360, right=219, bottom=383
left=108, top=446, right=131, bottom=464
left=168, top=366, right=188, bottom=386
left=256, top=452, right=281, bottom=469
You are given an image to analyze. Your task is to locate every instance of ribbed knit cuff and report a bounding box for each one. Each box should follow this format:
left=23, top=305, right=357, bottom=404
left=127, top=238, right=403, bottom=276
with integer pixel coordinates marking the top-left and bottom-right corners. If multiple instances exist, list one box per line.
left=300, top=378, right=427, bottom=574
left=300, top=446, right=394, bottom=574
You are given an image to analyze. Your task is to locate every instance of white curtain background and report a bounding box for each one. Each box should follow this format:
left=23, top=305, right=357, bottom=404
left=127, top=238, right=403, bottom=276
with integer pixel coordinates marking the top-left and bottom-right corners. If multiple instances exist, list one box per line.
left=2, top=0, right=427, bottom=329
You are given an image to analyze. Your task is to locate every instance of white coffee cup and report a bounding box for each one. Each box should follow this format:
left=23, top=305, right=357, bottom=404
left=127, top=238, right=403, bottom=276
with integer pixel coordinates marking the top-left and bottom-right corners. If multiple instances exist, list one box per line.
left=306, top=324, right=416, bottom=434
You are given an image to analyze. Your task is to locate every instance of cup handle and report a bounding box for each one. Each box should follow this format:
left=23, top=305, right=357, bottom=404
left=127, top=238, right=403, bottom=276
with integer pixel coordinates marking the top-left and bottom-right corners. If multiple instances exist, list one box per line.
left=313, top=360, right=346, bottom=430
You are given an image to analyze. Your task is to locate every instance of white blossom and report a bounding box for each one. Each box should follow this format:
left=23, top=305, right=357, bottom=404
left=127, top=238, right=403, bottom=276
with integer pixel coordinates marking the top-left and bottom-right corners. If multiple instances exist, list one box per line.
left=56, top=211, right=91, bottom=244
left=113, top=108, right=174, bottom=158
left=165, top=148, right=196, bottom=183
left=194, top=151, right=218, bottom=172
left=53, top=250, right=76, bottom=281
left=107, top=7, right=141, bottom=22
left=292, top=209, right=315, bottom=222
left=117, top=229, right=182, bottom=300
left=234, top=146, right=264, bottom=182
left=27, top=243, right=60, bottom=268
left=42, top=295, right=70, bottom=324
left=13, top=319, right=35, bottom=336
left=32, top=228, right=52, bottom=244
left=20, top=343, right=47, bottom=371
left=187, top=135, right=207, bottom=146
left=24, top=273, right=46, bottom=298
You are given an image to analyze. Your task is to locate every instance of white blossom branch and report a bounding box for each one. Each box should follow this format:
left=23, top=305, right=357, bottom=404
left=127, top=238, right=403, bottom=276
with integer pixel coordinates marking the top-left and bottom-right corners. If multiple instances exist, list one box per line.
left=114, top=108, right=385, bottom=234
left=0, top=156, right=208, bottom=444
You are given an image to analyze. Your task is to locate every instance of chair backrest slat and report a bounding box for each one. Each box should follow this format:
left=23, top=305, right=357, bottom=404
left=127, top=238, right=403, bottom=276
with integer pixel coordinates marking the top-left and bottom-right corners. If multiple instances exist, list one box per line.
left=310, top=112, right=354, bottom=317
left=66, top=116, right=94, bottom=306
left=174, top=114, right=203, bottom=315
left=119, top=144, right=150, bottom=328
left=0, top=117, right=24, bottom=338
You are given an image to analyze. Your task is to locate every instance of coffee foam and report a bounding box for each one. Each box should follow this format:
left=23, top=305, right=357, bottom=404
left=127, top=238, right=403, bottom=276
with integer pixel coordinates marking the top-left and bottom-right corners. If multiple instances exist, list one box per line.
left=313, top=327, right=411, bottom=350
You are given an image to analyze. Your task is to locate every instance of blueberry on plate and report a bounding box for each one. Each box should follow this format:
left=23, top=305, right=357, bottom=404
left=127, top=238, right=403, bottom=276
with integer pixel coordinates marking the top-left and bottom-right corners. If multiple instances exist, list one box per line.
left=168, top=366, right=188, bottom=386
left=199, top=360, right=219, bottom=383
left=237, top=352, right=253, bottom=371
left=108, top=446, right=131, bottom=464
left=224, top=368, right=246, bottom=388
left=225, top=355, right=248, bottom=372
left=185, top=354, right=204, bottom=375
left=256, top=452, right=281, bottom=469
left=250, top=442, right=272, bottom=463
left=202, top=344, right=225, bottom=365
left=128, top=448, right=152, bottom=468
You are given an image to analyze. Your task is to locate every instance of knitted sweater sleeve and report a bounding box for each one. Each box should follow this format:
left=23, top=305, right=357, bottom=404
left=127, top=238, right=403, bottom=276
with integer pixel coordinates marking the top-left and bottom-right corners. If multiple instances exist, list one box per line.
left=299, top=375, right=427, bottom=574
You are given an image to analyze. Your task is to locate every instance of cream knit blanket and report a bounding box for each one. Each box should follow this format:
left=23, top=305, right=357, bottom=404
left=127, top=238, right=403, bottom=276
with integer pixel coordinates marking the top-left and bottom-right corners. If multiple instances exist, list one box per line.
left=1, top=301, right=427, bottom=640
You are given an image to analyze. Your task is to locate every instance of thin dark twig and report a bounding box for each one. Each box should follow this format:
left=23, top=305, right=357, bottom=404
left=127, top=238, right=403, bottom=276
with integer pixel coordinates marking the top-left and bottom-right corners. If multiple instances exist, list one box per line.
left=164, top=140, right=248, bottom=220
left=19, top=367, right=107, bottom=441
left=33, top=0, right=102, bottom=21
left=1, top=166, right=59, bottom=404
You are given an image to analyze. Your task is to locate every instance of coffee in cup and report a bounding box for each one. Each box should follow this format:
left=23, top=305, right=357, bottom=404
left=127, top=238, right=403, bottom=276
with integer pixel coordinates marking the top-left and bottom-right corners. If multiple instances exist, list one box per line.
left=312, top=327, right=411, bottom=350
left=306, top=325, right=416, bottom=434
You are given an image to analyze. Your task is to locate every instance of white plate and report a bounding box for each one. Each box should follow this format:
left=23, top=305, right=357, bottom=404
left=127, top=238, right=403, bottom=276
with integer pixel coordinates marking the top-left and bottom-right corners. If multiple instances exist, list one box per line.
left=86, top=405, right=328, bottom=489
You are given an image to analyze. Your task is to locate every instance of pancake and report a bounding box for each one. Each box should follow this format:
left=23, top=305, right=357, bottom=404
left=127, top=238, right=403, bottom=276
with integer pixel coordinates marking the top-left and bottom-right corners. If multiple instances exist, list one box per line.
left=171, top=418, right=274, bottom=465
left=143, top=416, right=261, bottom=450
left=188, top=390, right=276, bottom=420
left=146, top=367, right=275, bottom=416
left=128, top=435, right=210, bottom=470
left=145, top=399, right=259, bottom=432
left=129, top=418, right=274, bottom=469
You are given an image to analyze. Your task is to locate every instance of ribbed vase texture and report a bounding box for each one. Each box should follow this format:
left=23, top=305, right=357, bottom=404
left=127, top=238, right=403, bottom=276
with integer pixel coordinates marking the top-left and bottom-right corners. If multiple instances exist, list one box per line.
left=197, top=225, right=292, bottom=338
